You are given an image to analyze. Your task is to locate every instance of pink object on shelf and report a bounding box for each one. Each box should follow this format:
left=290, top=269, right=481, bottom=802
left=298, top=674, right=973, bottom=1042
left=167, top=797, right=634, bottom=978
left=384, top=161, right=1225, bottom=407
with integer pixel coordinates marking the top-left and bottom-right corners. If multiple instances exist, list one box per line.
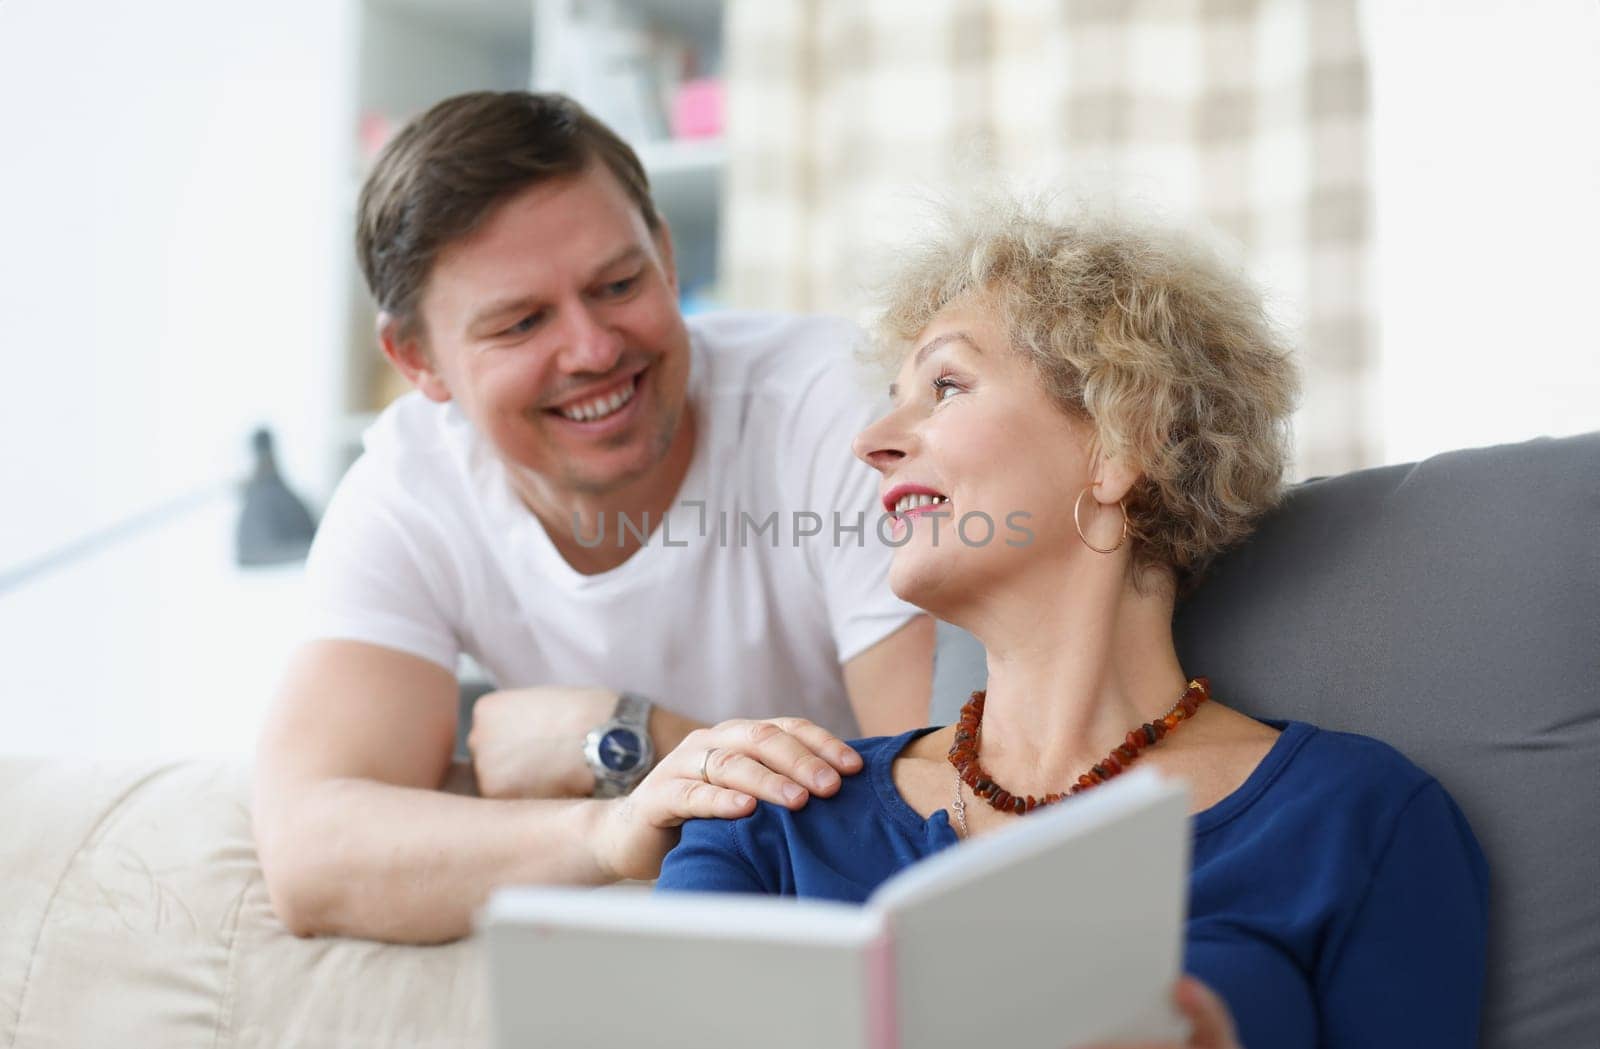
left=358, top=111, right=395, bottom=163
left=670, top=77, right=725, bottom=140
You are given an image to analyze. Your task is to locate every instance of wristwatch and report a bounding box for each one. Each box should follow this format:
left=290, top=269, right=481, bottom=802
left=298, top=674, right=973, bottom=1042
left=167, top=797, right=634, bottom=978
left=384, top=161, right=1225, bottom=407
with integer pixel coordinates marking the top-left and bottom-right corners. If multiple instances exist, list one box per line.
left=584, top=692, right=656, bottom=798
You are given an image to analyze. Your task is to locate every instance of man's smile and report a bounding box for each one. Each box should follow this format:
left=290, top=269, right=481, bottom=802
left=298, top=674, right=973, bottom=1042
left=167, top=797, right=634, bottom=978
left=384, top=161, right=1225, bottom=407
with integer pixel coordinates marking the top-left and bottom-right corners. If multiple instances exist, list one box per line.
left=545, top=368, right=648, bottom=428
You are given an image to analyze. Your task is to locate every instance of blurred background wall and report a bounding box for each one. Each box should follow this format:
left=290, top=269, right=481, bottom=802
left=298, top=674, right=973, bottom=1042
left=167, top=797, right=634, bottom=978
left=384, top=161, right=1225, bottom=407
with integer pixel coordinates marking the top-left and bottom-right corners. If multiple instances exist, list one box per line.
left=723, top=0, right=1377, bottom=476
left=1, top=0, right=1595, bottom=757
left=1, top=0, right=354, bottom=756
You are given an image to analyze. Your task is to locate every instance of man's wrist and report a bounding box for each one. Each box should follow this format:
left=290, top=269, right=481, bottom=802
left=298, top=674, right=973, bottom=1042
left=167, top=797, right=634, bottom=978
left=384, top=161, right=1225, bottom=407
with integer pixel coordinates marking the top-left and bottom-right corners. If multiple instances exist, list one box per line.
left=585, top=694, right=651, bottom=798
left=647, top=704, right=703, bottom=765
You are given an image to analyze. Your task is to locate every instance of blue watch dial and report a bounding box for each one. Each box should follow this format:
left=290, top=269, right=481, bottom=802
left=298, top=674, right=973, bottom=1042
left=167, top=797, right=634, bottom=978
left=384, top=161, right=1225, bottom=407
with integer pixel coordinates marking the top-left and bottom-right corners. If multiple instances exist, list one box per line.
left=597, top=727, right=645, bottom=773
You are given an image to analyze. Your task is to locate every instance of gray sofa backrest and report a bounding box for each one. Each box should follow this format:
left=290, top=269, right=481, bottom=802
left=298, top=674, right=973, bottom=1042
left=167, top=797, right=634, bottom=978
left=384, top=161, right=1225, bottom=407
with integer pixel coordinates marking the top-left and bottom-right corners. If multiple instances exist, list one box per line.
left=932, top=432, right=1600, bottom=1049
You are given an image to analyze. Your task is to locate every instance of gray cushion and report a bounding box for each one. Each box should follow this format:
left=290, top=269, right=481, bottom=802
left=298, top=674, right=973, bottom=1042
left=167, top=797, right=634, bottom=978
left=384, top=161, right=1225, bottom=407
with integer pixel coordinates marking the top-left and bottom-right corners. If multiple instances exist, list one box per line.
left=1172, top=431, right=1600, bottom=1049
left=933, top=432, right=1600, bottom=1049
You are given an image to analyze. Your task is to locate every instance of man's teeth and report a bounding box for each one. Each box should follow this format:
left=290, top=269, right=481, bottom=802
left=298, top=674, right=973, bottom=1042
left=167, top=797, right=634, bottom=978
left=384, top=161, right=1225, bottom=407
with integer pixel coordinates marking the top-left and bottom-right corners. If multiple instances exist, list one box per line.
left=559, top=379, right=635, bottom=422
left=894, top=493, right=950, bottom=515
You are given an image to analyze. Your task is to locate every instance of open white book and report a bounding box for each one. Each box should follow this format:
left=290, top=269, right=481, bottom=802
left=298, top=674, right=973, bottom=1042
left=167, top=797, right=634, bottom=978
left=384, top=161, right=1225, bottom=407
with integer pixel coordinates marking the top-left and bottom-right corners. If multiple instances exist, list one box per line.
left=480, top=767, right=1192, bottom=1049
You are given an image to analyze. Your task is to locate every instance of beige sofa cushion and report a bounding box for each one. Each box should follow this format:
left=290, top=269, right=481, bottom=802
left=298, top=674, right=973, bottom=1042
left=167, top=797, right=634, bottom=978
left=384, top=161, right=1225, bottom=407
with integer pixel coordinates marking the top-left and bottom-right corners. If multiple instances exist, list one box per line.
left=0, top=758, right=485, bottom=1048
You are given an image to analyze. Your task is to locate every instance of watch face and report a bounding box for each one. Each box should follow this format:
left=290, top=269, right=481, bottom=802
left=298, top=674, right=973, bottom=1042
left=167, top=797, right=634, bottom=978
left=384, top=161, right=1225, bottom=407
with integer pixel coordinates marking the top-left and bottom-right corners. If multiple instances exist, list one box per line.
left=597, top=727, right=645, bottom=773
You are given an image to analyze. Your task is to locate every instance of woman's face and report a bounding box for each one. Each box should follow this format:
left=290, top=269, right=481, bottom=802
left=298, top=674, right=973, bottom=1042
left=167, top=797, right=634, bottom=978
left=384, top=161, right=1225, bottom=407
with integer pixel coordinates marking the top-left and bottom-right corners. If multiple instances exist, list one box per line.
left=853, top=297, right=1120, bottom=617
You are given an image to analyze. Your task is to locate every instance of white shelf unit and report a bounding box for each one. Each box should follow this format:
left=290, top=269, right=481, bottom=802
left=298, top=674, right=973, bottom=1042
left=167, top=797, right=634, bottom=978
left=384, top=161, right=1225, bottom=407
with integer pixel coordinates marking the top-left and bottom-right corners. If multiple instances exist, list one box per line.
left=340, top=0, right=726, bottom=466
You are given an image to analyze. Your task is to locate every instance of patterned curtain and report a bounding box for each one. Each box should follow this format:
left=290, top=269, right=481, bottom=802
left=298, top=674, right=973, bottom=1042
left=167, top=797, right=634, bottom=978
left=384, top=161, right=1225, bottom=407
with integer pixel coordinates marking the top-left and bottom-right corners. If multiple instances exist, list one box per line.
left=722, top=0, right=1376, bottom=477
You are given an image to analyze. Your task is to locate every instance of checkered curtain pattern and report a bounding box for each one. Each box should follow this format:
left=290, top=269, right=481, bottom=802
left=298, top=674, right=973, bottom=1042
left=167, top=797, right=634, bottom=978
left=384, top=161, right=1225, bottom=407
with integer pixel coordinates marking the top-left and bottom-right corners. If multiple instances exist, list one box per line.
left=722, top=0, right=1376, bottom=477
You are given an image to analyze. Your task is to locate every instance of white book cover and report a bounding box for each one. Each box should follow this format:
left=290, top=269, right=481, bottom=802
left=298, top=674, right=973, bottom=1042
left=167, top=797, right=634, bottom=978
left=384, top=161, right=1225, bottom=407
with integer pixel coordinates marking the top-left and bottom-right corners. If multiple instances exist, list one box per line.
left=480, top=767, right=1192, bottom=1049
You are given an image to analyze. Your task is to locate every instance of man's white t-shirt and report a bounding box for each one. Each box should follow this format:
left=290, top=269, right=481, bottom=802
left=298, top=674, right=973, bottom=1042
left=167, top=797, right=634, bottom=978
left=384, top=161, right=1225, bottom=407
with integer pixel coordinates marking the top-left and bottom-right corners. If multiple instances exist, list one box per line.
left=303, top=311, right=919, bottom=738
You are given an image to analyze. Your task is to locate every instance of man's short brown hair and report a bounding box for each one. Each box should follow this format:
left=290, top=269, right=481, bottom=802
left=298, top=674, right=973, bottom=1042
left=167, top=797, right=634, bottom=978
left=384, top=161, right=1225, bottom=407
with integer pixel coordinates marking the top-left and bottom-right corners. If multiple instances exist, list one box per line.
left=356, top=91, right=661, bottom=339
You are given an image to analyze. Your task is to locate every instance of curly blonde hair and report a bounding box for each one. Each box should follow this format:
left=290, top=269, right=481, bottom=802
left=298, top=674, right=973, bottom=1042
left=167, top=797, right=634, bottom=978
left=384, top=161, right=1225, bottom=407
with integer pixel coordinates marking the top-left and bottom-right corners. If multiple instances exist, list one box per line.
left=869, top=197, right=1301, bottom=593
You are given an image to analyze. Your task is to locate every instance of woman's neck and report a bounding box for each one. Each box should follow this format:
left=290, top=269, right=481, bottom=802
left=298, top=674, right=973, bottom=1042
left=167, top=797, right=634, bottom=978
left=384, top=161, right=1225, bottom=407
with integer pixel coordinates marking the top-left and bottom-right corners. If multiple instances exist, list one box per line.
left=958, top=558, right=1189, bottom=796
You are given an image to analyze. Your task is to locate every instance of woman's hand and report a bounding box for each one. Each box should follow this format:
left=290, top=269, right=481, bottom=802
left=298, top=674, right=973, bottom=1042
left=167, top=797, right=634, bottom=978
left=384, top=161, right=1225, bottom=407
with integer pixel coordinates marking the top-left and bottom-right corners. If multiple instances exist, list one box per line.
left=593, top=717, right=862, bottom=882
left=1080, top=976, right=1241, bottom=1049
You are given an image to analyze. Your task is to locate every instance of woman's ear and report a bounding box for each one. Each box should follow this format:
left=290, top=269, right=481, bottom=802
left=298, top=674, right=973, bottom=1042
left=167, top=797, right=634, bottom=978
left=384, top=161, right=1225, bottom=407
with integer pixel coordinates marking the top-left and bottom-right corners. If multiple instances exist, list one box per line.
left=377, top=313, right=451, bottom=403
left=1090, top=445, right=1142, bottom=506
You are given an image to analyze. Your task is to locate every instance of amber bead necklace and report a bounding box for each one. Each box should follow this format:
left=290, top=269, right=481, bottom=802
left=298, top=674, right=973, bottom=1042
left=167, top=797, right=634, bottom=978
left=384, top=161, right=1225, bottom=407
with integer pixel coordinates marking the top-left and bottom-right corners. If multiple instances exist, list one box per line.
left=947, top=677, right=1211, bottom=837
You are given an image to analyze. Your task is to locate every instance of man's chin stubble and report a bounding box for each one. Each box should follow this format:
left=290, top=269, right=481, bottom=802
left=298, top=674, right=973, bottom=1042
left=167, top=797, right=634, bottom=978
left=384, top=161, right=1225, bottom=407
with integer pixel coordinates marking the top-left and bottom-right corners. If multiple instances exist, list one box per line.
left=561, top=406, right=682, bottom=498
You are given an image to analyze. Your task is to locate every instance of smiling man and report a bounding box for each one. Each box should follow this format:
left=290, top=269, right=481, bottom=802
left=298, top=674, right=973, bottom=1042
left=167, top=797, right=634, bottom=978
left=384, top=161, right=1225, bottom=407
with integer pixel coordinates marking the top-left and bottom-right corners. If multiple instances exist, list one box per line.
left=251, top=92, right=934, bottom=944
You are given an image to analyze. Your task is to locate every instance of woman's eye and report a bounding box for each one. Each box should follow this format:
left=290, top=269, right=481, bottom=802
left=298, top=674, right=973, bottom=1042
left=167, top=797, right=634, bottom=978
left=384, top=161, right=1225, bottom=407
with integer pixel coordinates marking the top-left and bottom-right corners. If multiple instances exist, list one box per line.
left=932, top=376, right=963, bottom=402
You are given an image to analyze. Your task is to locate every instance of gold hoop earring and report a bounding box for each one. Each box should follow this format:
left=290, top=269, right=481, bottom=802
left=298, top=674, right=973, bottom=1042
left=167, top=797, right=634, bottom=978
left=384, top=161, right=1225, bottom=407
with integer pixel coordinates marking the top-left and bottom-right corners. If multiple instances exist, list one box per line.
left=1073, top=485, right=1129, bottom=554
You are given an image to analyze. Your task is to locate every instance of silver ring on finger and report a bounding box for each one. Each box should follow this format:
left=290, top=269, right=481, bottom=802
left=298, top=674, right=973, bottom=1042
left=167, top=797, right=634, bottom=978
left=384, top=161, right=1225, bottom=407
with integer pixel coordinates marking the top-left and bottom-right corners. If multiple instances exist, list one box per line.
left=697, top=747, right=719, bottom=784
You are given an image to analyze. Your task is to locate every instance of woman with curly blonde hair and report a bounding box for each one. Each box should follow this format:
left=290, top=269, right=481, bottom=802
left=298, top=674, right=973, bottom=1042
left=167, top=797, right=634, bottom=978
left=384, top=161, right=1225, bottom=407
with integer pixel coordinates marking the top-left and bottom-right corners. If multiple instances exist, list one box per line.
left=658, top=200, right=1488, bottom=1048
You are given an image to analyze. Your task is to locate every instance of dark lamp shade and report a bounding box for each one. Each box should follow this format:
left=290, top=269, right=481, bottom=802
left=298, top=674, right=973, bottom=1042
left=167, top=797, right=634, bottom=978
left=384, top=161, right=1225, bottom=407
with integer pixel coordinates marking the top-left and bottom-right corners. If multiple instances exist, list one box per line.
left=235, top=428, right=317, bottom=566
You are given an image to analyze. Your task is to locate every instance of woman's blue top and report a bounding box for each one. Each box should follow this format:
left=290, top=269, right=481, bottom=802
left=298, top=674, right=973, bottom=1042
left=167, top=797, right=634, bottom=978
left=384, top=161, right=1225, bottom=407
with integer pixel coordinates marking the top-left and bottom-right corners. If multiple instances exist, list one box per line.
left=656, top=719, right=1490, bottom=1048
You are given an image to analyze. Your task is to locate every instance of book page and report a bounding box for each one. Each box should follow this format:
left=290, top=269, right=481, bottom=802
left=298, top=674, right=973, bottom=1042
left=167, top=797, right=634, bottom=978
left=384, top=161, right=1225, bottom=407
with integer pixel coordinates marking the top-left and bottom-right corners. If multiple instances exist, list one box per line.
left=872, top=770, right=1192, bottom=1049
left=483, top=890, right=882, bottom=1049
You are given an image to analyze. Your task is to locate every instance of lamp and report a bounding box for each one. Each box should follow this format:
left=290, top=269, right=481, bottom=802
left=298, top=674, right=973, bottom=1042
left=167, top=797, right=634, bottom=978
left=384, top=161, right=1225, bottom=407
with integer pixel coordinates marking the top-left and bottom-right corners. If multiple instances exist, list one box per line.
left=235, top=428, right=318, bottom=566
left=0, top=426, right=319, bottom=595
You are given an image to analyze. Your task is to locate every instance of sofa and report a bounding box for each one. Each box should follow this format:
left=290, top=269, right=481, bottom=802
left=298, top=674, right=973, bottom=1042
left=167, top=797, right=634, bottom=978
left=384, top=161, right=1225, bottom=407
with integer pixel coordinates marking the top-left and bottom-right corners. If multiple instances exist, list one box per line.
left=3, top=432, right=1596, bottom=1048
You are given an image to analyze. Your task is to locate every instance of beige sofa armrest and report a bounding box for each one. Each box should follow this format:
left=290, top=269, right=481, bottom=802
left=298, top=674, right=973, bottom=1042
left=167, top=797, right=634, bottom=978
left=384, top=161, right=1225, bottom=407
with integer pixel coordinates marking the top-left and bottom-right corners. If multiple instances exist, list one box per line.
left=0, top=757, right=486, bottom=1048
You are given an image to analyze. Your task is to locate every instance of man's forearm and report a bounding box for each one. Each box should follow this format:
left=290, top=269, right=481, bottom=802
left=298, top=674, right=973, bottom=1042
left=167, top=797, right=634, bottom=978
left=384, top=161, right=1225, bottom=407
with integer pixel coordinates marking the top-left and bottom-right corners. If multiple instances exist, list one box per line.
left=259, top=776, right=617, bottom=944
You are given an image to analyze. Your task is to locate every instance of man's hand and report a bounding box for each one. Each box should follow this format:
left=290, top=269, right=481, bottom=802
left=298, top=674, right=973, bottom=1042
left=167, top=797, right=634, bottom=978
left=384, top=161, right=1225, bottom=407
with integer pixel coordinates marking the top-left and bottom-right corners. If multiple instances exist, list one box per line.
left=467, top=686, right=621, bottom=799
left=593, top=717, right=863, bottom=882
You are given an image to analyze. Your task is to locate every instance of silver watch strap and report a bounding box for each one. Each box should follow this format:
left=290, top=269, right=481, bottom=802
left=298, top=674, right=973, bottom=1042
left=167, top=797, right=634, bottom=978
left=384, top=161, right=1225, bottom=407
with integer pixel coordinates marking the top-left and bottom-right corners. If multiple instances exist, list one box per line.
left=592, top=778, right=628, bottom=799
left=613, top=691, right=652, bottom=730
